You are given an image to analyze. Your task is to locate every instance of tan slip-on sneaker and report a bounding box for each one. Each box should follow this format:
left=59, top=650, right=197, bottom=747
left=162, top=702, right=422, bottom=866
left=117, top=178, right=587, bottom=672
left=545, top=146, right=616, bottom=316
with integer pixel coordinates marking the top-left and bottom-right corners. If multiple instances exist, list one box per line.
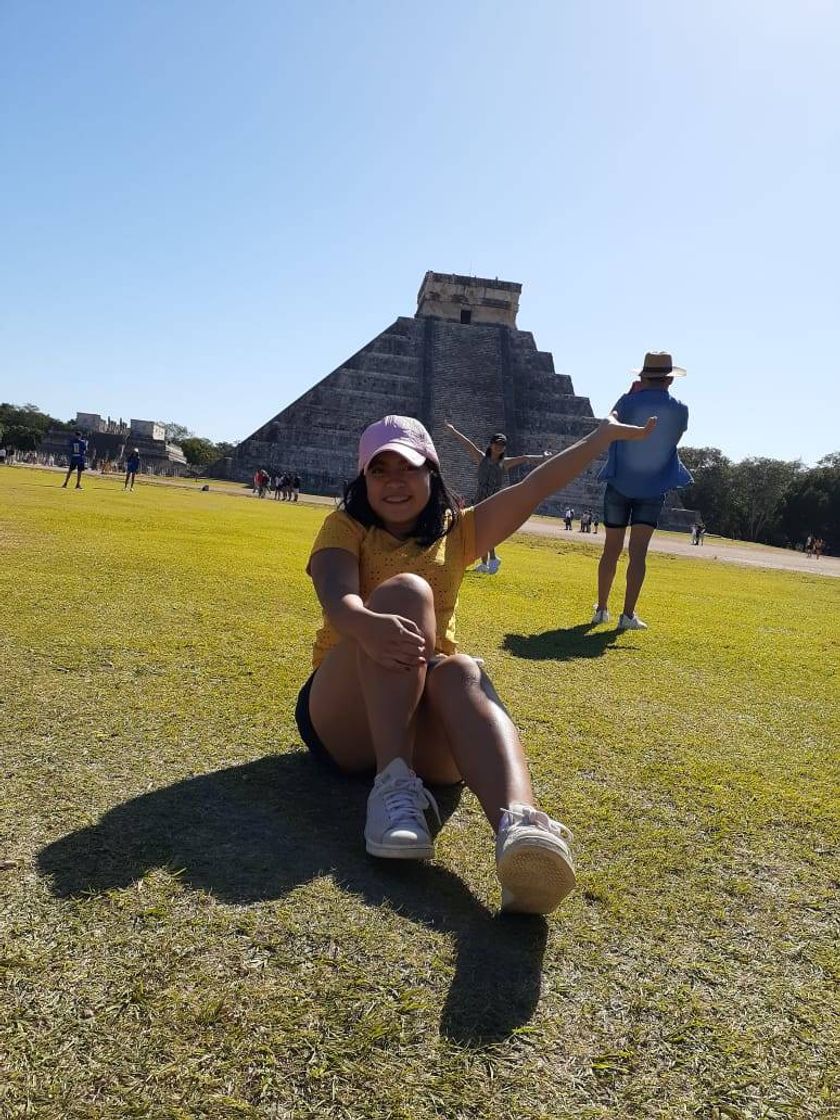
left=496, top=803, right=576, bottom=914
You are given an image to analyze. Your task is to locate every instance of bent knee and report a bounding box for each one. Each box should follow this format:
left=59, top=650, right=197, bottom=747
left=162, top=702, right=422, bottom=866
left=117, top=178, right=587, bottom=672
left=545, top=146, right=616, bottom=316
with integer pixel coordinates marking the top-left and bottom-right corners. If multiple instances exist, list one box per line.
left=367, top=572, right=434, bottom=608
left=427, top=653, right=483, bottom=695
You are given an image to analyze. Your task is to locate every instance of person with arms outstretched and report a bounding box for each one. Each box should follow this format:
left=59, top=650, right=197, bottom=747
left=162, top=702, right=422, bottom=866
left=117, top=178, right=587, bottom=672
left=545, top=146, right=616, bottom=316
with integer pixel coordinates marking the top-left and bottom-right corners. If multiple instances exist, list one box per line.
left=592, top=352, right=692, bottom=630
left=444, top=424, right=549, bottom=574
left=297, top=411, right=654, bottom=915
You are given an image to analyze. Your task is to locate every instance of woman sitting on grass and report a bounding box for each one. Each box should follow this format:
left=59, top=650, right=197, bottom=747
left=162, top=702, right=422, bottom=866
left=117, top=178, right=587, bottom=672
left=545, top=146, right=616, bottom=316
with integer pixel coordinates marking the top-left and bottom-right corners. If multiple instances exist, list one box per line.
left=296, top=412, right=655, bottom=915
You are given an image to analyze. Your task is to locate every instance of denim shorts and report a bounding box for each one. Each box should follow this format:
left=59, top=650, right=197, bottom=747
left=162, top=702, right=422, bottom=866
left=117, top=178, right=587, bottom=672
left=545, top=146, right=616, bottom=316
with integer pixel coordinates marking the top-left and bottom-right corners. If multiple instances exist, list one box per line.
left=603, top=483, right=665, bottom=529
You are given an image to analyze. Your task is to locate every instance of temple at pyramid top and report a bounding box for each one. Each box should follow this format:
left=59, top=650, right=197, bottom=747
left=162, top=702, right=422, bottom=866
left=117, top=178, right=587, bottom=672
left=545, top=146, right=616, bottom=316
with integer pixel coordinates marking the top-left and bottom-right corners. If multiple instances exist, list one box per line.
left=416, top=271, right=521, bottom=328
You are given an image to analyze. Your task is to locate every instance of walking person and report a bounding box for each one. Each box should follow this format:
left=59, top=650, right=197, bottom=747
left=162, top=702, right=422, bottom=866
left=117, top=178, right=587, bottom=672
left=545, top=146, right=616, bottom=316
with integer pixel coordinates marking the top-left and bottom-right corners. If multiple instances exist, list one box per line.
left=297, top=411, right=654, bottom=914
left=61, top=431, right=88, bottom=490
left=564, top=507, right=574, bottom=531
left=292, top=473, right=301, bottom=502
left=444, top=423, right=549, bottom=574
left=591, top=352, right=692, bottom=631
left=124, top=448, right=140, bottom=490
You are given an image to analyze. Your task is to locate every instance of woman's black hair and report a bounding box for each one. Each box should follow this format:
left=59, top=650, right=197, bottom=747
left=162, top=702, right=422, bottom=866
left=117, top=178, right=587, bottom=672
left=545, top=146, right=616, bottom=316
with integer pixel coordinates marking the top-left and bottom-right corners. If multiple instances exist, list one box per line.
left=341, top=461, right=461, bottom=546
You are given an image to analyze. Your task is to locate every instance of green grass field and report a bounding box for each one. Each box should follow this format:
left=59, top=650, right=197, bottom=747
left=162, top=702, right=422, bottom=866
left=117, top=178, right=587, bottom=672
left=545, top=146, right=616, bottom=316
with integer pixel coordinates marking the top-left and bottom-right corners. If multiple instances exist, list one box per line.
left=2, top=467, right=838, bottom=1120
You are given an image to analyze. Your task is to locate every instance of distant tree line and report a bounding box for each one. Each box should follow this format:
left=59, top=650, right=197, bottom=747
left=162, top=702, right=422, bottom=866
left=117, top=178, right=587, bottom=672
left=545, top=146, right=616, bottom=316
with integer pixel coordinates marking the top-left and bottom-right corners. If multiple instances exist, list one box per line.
left=0, top=403, right=72, bottom=450
left=680, top=447, right=839, bottom=548
left=162, top=423, right=237, bottom=466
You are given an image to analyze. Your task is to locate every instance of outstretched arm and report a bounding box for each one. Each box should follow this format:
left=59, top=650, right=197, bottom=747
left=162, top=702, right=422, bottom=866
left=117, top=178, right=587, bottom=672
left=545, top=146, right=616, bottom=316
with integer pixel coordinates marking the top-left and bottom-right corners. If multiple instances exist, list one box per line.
left=444, top=422, right=484, bottom=465
left=473, top=415, right=656, bottom=557
left=502, top=452, right=552, bottom=469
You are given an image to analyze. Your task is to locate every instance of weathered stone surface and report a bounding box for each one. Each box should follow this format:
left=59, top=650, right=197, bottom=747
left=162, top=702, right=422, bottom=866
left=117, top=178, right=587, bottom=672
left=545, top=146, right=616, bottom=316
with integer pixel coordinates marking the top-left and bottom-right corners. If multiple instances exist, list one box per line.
left=215, top=273, right=692, bottom=528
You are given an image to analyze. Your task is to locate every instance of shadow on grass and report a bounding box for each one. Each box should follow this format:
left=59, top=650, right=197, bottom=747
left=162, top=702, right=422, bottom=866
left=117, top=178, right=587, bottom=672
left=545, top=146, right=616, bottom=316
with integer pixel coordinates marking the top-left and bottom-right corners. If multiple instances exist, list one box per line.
left=37, top=751, right=547, bottom=1046
left=503, top=623, right=632, bottom=661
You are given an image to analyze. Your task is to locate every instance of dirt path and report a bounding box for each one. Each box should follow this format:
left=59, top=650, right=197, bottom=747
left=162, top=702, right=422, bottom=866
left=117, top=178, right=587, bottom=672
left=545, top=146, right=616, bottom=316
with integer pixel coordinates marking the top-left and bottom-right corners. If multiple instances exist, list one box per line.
left=518, top=518, right=840, bottom=578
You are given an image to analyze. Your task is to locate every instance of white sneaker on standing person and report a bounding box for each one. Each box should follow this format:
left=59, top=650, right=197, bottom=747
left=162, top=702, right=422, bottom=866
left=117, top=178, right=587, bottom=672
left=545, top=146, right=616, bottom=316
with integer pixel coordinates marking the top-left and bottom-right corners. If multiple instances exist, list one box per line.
left=592, top=352, right=693, bottom=630
left=297, top=412, right=654, bottom=913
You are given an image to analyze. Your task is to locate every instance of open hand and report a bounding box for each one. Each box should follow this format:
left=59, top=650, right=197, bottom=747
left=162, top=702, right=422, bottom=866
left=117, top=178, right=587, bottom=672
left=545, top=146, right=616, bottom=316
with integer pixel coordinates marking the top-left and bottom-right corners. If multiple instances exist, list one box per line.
left=358, top=612, right=427, bottom=671
left=599, top=414, right=657, bottom=442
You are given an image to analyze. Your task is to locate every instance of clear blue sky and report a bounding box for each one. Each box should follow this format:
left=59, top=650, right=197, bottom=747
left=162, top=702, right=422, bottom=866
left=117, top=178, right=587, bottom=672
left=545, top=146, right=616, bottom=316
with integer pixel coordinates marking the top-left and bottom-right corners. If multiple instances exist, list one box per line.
left=2, top=1, right=838, bottom=463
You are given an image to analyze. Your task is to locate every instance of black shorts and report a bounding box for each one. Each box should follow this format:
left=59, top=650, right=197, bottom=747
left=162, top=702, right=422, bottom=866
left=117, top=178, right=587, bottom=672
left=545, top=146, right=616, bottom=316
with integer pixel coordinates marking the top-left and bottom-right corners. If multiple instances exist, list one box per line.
left=295, top=671, right=338, bottom=769
left=294, top=657, right=460, bottom=774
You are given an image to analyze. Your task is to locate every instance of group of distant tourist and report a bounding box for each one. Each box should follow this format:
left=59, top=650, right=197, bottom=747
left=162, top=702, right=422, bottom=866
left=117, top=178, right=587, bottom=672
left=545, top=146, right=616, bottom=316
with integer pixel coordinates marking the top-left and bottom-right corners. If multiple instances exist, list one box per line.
left=253, top=468, right=302, bottom=501
left=295, top=350, right=691, bottom=920
left=804, top=535, right=826, bottom=559
left=579, top=509, right=598, bottom=534
left=561, top=506, right=598, bottom=532
left=690, top=519, right=707, bottom=545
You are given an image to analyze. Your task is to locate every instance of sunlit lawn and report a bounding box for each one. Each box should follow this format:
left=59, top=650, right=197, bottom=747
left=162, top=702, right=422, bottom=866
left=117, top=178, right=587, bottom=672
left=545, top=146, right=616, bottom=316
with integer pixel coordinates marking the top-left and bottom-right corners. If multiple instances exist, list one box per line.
left=2, top=466, right=838, bottom=1119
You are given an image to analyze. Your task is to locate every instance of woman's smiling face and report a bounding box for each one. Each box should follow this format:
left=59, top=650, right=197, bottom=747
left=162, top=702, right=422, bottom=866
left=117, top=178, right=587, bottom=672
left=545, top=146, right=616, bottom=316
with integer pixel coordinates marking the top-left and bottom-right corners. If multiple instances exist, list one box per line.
left=365, top=450, right=432, bottom=536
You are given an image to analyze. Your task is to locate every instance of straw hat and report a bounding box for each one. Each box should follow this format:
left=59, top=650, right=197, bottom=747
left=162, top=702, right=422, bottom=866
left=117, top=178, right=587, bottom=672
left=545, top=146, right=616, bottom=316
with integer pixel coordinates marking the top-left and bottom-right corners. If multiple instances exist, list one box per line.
left=632, top=351, right=686, bottom=378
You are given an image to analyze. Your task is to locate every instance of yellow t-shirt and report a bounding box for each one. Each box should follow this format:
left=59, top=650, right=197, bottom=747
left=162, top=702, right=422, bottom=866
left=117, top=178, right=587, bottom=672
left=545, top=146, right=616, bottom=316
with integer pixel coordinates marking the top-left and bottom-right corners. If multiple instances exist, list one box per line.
left=308, top=507, right=478, bottom=668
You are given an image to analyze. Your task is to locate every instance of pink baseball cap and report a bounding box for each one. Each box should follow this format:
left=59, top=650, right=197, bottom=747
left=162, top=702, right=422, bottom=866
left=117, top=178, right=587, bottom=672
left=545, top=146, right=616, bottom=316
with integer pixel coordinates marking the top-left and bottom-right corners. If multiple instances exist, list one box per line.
left=358, top=415, right=440, bottom=474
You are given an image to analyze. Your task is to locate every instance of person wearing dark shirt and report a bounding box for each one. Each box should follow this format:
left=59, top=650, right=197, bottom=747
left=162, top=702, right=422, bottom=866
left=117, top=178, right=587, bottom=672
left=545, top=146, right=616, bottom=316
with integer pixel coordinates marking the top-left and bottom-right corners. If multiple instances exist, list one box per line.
left=61, top=432, right=88, bottom=490
left=591, top=352, right=693, bottom=630
left=124, top=448, right=141, bottom=490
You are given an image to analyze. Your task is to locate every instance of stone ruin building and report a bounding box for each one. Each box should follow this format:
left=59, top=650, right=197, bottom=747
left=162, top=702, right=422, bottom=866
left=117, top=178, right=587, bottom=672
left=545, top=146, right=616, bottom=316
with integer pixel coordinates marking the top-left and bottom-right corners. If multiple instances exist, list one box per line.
left=215, top=272, right=692, bottom=528
left=40, top=414, right=188, bottom=474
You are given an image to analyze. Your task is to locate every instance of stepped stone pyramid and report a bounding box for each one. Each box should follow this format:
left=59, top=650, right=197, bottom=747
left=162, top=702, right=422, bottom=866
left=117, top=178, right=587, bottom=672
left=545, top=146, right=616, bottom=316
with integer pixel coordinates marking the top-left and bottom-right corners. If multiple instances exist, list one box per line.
left=218, top=272, right=692, bottom=527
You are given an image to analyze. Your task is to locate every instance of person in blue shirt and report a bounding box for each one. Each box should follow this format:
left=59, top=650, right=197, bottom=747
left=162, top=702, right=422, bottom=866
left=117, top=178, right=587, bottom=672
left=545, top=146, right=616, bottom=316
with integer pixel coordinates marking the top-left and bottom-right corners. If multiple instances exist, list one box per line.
left=591, top=352, right=693, bottom=631
left=61, top=431, right=88, bottom=490
left=124, top=447, right=141, bottom=490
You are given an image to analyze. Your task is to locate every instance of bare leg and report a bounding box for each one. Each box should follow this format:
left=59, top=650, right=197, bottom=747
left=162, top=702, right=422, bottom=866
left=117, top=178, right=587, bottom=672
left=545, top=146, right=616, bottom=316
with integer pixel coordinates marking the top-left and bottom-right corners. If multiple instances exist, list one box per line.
left=356, top=575, right=436, bottom=772
left=309, top=574, right=436, bottom=775
left=623, top=523, right=655, bottom=617
left=308, top=596, right=537, bottom=831
left=596, top=525, right=626, bottom=611
left=419, top=655, right=534, bottom=831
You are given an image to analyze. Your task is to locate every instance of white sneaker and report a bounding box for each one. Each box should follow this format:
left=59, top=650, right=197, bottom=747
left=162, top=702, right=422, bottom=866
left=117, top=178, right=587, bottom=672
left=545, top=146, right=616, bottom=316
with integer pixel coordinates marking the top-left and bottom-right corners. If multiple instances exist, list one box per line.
left=590, top=606, right=610, bottom=625
left=496, top=803, right=576, bottom=914
left=364, top=758, right=440, bottom=860
left=487, top=557, right=502, bottom=575
left=474, top=562, right=489, bottom=573
left=618, top=612, right=648, bottom=630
